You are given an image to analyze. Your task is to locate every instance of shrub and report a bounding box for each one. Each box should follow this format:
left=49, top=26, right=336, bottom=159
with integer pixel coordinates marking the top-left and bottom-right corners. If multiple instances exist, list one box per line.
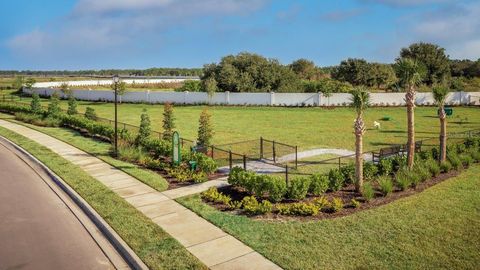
left=440, top=161, right=452, bottom=173
left=395, top=168, right=412, bottom=191
left=202, top=187, right=232, bottom=205
left=361, top=182, right=375, bottom=201
left=191, top=153, right=217, bottom=174
left=67, top=95, right=78, bottom=115
left=287, top=177, right=311, bottom=200
left=431, top=147, right=440, bottom=160
left=469, top=149, right=480, bottom=162
left=162, top=103, right=175, bottom=141
left=378, top=158, right=393, bottom=175
left=136, top=109, right=151, bottom=145
left=166, top=167, right=192, bottom=182
left=191, top=172, right=208, bottom=183
left=464, top=137, right=478, bottom=148
left=197, top=108, right=213, bottom=148
left=425, top=159, right=440, bottom=177
left=330, top=198, right=344, bottom=213
left=447, top=152, right=462, bottom=171
left=460, top=154, right=473, bottom=168
left=277, top=202, right=319, bottom=216
left=30, top=92, right=42, bottom=114
left=47, top=92, right=61, bottom=116
left=227, top=167, right=245, bottom=186
left=241, top=196, right=271, bottom=215
left=227, top=168, right=286, bottom=202
left=377, top=175, right=393, bottom=196
left=418, top=150, right=432, bottom=160
left=328, top=168, right=344, bottom=191
left=413, top=162, right=431, bottom=182
left=85, top=107, right=98, bottom=120
left=308, top=173, right=329, bottom=195
left=312, top=196, right=331, bottom=211
left=363, top=162, right=379, bottom=181
left=340, top=163, right=355, bottom=184
left=456, top=144, right=466, bottom=154
left=351, top=199, right=361, bottom=208
left=392, top=156, right=407, bottom=171
left=261, top=175, right=287, bottom=202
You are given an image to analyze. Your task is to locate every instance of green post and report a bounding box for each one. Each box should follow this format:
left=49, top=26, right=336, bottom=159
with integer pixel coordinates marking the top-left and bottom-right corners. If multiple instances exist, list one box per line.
left=172, top=131, right=181, bottom=166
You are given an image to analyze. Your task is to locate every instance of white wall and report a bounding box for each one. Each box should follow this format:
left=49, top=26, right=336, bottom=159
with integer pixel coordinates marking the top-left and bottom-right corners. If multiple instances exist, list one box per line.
left=24, top=88, right=480, bottom=107
left=33, top=77, right=199, bottom=88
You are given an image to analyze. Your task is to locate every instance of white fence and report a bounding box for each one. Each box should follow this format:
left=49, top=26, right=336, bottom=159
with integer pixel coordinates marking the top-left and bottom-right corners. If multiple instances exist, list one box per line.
left=24, top=88, right=480, bottom=107
left=33, top=77, right=199, bottom=88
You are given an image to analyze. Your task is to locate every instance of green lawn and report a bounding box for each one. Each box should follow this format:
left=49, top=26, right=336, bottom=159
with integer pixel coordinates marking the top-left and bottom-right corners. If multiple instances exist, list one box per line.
left=0, top=114, right=168, bottom=191
left=5, top=94, right=480, bottom=153
left=177, top=165, right=480, bottom=270
left=0, top=126, right=206, bottom=270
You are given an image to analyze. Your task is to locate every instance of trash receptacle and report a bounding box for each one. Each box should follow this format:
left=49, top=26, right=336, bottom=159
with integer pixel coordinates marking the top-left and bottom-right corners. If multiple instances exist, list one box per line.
left=189, top=160, right=197, bottom=171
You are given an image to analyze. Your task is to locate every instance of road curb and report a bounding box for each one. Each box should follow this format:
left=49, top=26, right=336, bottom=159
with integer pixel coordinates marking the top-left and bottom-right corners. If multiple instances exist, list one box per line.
left=0, top=135, right=148, bottom=270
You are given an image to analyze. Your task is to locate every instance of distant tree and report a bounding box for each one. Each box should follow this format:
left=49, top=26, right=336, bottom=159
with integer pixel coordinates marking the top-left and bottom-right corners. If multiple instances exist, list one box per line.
left=331, top=58, right=370, bottom=86
left=289, top=59, right=317, bottom=80
left=47, top=92, right=61, bottom=116
left=162, top=103, right=175, bottom=141
left=24, top=78, right=36, bottom=89
left=30, top=92, right=42, bottom=114
left=85, top=107, right=98, bottom=121
left=367, top=63, right=397, bottom=89
left=395, top=58, right=425, bottom=169
left=12, top=76, right=24, bottom=90
left=201, top=76, right=218, bottom=96
left=432, top=85, right=449, bottom=163
left=178, top=80, right=202, bottom=92
left=197, top=108, right=213, bottom=148
left=400, top=42, right=450, bottom=85
left=67, top=95, right=78, bottom=115
left=111, top=81, right=127, bottom=103
left=350, top=87, right=370, bottom=192
left=135, top=109, right=151, bottom=145
left=60, top=82, right=71, bottom=96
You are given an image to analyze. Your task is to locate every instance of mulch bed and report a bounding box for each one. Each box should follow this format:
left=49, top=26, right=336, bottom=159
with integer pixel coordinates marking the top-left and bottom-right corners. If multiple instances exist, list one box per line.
left=204, top=169, right=462, bottom=221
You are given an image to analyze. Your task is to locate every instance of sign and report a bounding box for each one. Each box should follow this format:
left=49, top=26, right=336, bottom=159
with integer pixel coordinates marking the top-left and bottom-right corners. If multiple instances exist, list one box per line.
left=172, top=131, right=181, bottom=166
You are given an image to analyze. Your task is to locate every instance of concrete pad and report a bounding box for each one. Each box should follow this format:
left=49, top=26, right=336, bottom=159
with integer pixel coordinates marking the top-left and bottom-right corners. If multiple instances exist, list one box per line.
left=210, top=252, right=281, bottom=270
left=106, top=179, right=141, bottom=190
left=161, top=180, right=229, bottom=199
left=137, top=200, right=187, bottom=219
left=187, top=235, right=253, bottom=267
left=153, top=209, right=227, bottom=247
left=125, top=192, right=170, bottom=208
left=114, top=185, right=155, bottom=198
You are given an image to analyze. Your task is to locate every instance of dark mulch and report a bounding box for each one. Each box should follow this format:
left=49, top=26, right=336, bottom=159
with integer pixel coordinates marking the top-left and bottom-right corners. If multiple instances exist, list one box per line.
left=204, top=169, right=462, bottom=221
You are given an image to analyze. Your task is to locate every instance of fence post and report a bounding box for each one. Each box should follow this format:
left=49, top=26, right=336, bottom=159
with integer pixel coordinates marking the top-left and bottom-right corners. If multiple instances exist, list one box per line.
left=260, top=137, right=264, bottom=160
left=210, top=146, right=214, bottom=159
left=243, top=155, right=247, bottom=170
left=285, top=165, right=289, bottom=186
left=273, top=140, right=276, bottom=163
left=295, top=146, right=298, bottom=169
left=229, top=150, right=233, bottom=170
left=338, top=157, right=341, bottom=170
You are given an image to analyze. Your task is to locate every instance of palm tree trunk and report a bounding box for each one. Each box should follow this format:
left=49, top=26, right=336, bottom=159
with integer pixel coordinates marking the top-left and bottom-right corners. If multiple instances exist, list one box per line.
left=406, top=85, right=416, bottom=169
left=354, top=115, right=365, bottom=192
left=439, top=106, right=447, bottom=163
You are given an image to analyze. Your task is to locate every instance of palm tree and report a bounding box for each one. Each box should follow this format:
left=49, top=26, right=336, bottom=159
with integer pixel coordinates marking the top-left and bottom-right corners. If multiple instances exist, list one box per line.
left=394, top=58, right=424, bottom=169
left=432, top=85, right=449, bottom=163
left=350, top=87, right=370, bottom=193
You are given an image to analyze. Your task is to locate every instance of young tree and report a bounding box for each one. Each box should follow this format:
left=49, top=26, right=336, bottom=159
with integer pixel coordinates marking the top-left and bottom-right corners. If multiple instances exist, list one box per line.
left=136, top=109, right=151, bottom=145
left=47, top=92, right=61, bottom=116
left=12, top=76, right=24, bottom=90
left=67, top=95, right=78, bottom=115
left=350, top=87, right=370, bottom=192
left=202, top=76, right=218, bottom=97
left=60, top=82, right=71, bottom=96
left=289, top=58, right=317, bottom=80
left=197, top=108, right=213, bottom=148
left=30, top=92, right=42, bottom=114
left=24, top=78, right=36, bottom=89
left=111, top=81, right=127, bottom=103
left=162, top=103, right=175, bottom=141
left=395, top=58, right=425, bottom=168
left=85, top=107, right=98, bottom=121
left=432, top=85, right=450, bottom=163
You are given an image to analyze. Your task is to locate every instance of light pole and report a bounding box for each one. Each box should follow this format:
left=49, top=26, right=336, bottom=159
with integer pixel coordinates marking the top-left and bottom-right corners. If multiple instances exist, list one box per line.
left=113, top=74, right=119, bottom=157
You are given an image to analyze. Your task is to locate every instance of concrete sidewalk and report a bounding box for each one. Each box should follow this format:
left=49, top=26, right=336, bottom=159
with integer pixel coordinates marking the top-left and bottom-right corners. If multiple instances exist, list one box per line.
left=0, top=120, right=281, bottom=270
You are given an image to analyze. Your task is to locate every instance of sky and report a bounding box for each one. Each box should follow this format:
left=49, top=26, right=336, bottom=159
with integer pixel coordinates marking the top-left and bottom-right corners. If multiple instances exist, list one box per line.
left=1, top=0, right=479, bottom=70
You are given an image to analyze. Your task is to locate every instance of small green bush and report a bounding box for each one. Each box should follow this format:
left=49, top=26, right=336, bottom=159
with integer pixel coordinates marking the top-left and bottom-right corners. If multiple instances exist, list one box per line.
left=469, top=149, right=480, bottom=162
left=440, top=161, right=452, bottom=173
left=395, top=168, right=412, bottom=191
left=363, top=162, right=379, bottom=181
left=377, top=175, right=393, bottom=196
left=136, top=109, right=151, bottom=146
left=328, top=168, right=344, bottom=191
left=277, top=202, right=319, bottom=216
left=67, top=95, right=78, bottom=115
left=330, top=198, right=344, bottom=213
left=241, top=196, right=271, bottom=215
left=392, top=156, right=407, bottom=171
left=447, top=153, right=462, bottom=171
left=361, top=182, right=375, bottom=201
left=190, top=152, right=217, bottom=174
left=431, top=147, right=440, bottom=160
left=202, top=187, right=232, bottom=206
left=47, top=92, right=61, bottom=116
left=413, top=162, right=431, bottom=182
left=460, top=154, right=473, bottom=168
left=312, top=196, right=331, bottom=211
left=261, top=175, right=287, bottom=202
left=425, top=159, right=440, bottom=177
left=378, top=158, right=393, bottom=175
left=308, top=173, right=329, bottom=195
left=287, top=177, right=311, bottom=200
left=85, top=107, right=98, bottom=120
left=418, top=150, right=432, bottom=160
left=340, top=163, right=355, bottom=184
left=30, top=93, right=42, bottom=114
left=351, top=198, right=361, bottom=208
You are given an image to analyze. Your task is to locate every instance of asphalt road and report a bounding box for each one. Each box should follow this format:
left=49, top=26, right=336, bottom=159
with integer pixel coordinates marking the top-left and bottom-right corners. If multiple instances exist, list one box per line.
left=0, top=141, right=125, bottom=270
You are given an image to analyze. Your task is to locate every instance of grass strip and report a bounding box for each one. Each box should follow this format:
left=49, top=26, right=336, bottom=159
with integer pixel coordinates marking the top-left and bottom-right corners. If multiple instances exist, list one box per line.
left=0, top=126, right=205, bottom=270
left=177, top=165, right=480, bottom=270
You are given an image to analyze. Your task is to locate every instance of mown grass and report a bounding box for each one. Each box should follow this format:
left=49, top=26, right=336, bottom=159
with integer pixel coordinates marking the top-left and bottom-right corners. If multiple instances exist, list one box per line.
left=177, top=165, right=480, bottom=270
left=0, top=126, right=205, bottom=270
left=1, top=114, right=168, bottom=191
left=11, top=94, right=478, bottom=152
